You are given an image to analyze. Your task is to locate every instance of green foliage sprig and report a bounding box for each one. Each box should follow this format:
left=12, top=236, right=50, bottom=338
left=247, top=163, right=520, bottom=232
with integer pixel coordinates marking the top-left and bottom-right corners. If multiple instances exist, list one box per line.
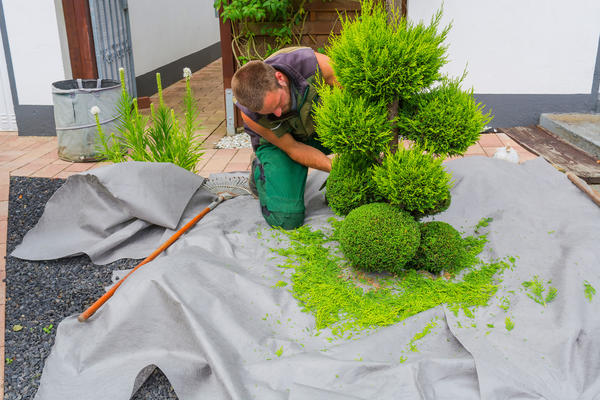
left=505, top=317, right=515, bottom=331
left=398, top=78, right=493, bottom=156
left=522, top=276, right=557, bottom=306
left=373, top=145, right=452, bottom=217
left=314, top=84, right=393, bottom=158
left=584, top=281, right=596, bottom=302
left=96, top=68, right=204, bottom=172
left=328, top=0, right=450, bottom=103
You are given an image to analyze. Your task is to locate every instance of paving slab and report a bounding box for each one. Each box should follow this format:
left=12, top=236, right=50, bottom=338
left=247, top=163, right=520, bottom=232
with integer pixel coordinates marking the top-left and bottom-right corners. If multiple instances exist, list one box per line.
left=539, top=113, right=600, bottom=159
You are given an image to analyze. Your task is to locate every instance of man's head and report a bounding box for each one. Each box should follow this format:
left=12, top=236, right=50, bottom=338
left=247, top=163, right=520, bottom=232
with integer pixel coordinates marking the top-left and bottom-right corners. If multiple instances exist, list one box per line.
left=232, top=60, right=291, bottom=117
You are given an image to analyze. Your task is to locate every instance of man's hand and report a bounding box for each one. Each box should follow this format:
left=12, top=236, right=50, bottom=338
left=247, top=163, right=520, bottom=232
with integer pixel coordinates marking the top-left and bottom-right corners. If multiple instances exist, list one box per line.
left=241, top=112, right=332, bottom=172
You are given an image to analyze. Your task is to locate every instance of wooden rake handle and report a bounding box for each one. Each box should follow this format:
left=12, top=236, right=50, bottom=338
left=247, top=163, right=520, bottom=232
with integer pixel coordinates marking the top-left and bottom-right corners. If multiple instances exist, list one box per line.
left=78, top=197, right=224, bottom=322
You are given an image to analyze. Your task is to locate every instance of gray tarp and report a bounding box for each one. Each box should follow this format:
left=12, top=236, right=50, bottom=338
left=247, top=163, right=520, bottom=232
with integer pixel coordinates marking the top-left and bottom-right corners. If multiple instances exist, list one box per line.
left=11, top=157, right=600, bottom=399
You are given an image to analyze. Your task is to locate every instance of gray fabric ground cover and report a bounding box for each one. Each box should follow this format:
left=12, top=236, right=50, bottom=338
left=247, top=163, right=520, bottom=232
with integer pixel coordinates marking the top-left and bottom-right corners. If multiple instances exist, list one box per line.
left=7, top=158, right=600, bottom=399
left=4, top=176, right=177, bottom=399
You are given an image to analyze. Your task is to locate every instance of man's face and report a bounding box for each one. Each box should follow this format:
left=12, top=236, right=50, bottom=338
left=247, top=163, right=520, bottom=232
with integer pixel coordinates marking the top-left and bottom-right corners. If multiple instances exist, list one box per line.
left=257, top=72, right=291, bottom=117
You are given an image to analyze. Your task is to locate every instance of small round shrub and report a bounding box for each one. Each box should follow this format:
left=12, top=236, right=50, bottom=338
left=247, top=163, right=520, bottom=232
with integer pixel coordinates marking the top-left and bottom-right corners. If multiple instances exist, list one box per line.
left=397, top=78, right=493, bottom=156
left=372, top=146, right=452, bottom=217
left=412, top=221, right=467, bottom=274
left=314, top=85, right=392, bottom=158
left=339, top=203, right=420, bottom=274
left=328, top=0, right=449, bottom=103
left=326, top=153, right=381, bottom=216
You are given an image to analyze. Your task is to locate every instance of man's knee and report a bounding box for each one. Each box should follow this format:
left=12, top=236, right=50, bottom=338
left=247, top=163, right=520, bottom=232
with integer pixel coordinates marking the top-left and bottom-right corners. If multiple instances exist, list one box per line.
left=262, top=207, right=305, bottom=230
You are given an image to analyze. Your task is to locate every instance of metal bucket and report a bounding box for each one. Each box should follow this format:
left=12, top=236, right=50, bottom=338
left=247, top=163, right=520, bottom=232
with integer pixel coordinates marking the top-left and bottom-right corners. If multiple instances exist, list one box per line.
left=52, top=78, right=121, bottom=162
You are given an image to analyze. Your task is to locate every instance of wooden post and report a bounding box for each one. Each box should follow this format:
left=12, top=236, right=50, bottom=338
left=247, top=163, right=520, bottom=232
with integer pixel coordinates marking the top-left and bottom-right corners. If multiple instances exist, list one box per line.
left=218, top=6, right=240, bottom=130
left=62, top=0, right=98, bottom=79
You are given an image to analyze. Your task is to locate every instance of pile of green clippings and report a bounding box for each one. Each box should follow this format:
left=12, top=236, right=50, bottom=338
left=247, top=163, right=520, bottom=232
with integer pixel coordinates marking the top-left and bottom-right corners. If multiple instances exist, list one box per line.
left=270, top=219, right=512, bottom=339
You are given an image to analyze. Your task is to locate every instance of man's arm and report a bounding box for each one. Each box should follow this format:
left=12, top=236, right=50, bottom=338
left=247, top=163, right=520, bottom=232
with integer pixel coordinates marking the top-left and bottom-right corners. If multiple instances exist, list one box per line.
left=314, top=52, right=338, bottom=86
left=241, top=112, right=332, bottom=172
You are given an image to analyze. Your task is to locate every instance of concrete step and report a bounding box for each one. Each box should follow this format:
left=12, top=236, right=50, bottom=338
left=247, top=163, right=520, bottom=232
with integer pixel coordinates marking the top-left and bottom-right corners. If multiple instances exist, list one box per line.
left=539, top=113, right=600, bottom=159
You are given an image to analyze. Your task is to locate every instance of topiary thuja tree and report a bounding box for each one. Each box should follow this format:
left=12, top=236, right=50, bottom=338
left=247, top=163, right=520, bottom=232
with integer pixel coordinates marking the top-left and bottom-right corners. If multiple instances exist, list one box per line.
left=314, top=0, right=492, bottom=274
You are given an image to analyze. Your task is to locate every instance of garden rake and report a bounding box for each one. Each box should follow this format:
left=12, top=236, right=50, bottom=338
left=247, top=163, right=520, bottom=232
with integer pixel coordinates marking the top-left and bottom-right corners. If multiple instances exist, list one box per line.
left=78, top=174, right=253, bottom=322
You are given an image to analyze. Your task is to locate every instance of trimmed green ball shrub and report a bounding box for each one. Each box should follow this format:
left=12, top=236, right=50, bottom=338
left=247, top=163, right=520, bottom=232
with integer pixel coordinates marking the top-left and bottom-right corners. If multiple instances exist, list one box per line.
left=412, top=221, right=467, bottom=274
left=339, top=203, right=420, bottom=274
left=328, top=0, right=450, bottom=103
left=314, top=85, right=392, bottom=158
left=326, top=153, right=381, bottom=216
left=373, top=146, right=452, bottom=217
left=397, top=78, right=493, bottom=156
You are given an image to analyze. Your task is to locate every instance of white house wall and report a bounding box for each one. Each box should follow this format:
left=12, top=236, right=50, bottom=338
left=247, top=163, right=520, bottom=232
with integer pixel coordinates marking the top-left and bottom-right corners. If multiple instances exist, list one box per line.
left=129, top=0, right=220, bottom=75
left=408, top=0, right=600, bottom=126
left=408, top=0, right=600, bottom=95
left=128, top=0, right=220, bottom=89
left=0, top=21, right=16, bottom=131
left=2, top=0, right=68, bottom=106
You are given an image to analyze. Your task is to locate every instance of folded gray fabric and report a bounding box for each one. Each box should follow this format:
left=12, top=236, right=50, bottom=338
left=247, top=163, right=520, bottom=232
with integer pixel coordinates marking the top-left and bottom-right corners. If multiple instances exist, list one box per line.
left=24, top=157, right=600, bottom=399
left=11, top=161, right=206, bottom=264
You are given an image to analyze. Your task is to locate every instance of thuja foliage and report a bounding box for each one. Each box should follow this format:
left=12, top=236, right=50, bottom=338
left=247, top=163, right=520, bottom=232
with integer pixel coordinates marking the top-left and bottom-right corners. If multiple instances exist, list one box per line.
left=316, top=0, right=492, bottom=222
left=96, top=68, right=204, bottom=172
left=326, top=153, right=381, bottom=216
left=584, top=281, right=596, bottom=302
left=522, top=276, right=557, bottom=306
left=372, top=145, right=452, bottom=217
left=270, top=222, right=509, bottom=337
left=338, top=203, right=420, bottom=274
left=398, top=78, right=493, bottom=156
left=314, top=85, right=392, bottom=158
left=327, top=0, right=449, bottom=103
left=412, top=221, right=468, bottom=274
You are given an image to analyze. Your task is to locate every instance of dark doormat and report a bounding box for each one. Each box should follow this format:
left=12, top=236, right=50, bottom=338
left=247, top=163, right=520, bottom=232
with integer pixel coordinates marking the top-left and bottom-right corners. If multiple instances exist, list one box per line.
left=4, top=176, right=177, bottom=400
left=503, top=126, right=600, bottom=184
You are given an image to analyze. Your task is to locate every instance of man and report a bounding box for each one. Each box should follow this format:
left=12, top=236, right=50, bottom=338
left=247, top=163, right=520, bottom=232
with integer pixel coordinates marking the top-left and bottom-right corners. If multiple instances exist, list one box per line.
left=232, top=47, right=337, bottom=229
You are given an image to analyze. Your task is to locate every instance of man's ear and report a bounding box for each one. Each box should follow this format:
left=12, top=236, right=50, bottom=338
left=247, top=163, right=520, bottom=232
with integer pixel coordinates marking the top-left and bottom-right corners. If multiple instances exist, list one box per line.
left=275, top=71, right=286, bottom=86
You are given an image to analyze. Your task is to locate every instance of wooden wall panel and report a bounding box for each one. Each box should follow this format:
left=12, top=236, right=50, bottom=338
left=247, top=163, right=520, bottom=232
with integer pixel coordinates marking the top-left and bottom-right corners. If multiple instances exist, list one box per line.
left=62, top=0, right=98, bottom=79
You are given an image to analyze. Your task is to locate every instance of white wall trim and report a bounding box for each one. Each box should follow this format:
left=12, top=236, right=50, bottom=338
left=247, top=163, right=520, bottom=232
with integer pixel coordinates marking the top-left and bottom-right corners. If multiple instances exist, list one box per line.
left=0, top=9, right=16, bottom=131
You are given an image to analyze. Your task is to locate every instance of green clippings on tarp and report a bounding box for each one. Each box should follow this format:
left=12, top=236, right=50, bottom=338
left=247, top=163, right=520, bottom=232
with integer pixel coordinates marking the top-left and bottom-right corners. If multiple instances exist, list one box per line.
left=505, top=317, right=515, bottom=331
left=474, top=217, right=493, bottom=233
left=274, top=281, right=288, bottom=288
left=584, top=281, right=596, bottom=302
left=408, top=318, right=439, bottom=352
left=522, top=276, right=557, bottom=306
left=498, top=296, right=510, bottom=312
left=462, top=306, right=475, bottom=319
left=269, top=221, right=510, bottom=338
left=275, top=346, right=283, bottom=357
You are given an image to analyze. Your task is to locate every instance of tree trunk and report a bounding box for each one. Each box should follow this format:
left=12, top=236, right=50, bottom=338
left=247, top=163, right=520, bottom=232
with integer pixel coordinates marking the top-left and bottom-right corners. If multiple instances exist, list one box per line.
left=385, top=0, right=402, bottom=154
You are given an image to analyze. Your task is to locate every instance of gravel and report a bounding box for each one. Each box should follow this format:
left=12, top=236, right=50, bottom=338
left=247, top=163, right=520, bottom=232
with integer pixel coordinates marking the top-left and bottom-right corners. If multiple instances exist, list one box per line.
left=215, top=132, right=252, bottom=149
left=5, top=176, right=178, bottom=399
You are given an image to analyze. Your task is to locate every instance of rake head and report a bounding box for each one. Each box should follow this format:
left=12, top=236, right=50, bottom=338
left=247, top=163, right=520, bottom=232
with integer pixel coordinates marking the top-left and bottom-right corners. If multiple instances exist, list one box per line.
left=202, top=173, right=252, bottom=197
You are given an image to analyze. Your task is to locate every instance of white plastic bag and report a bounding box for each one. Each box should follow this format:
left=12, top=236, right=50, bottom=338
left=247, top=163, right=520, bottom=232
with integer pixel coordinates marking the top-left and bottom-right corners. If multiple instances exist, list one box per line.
left=493, top=146, right=520, bottom=163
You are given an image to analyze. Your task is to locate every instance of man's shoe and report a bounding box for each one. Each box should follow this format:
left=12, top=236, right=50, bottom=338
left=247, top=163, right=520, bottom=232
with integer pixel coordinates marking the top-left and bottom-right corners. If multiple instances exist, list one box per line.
left=248, top=154, right=259, bottom=199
